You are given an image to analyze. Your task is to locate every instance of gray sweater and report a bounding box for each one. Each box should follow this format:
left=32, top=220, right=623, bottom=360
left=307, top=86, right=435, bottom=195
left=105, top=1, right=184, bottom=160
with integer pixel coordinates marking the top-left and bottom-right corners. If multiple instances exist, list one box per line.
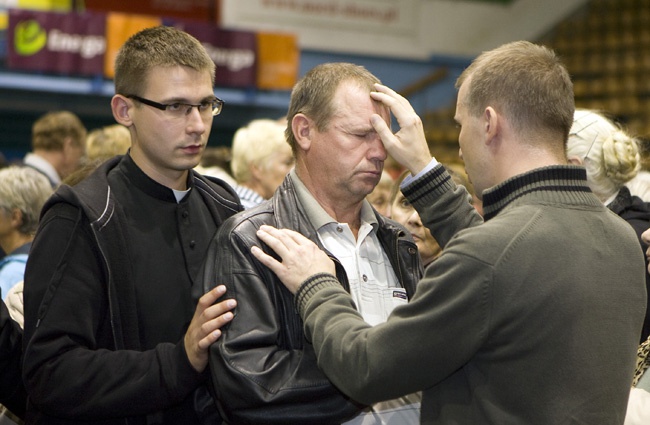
left=295, top=164, right=646, bottom=424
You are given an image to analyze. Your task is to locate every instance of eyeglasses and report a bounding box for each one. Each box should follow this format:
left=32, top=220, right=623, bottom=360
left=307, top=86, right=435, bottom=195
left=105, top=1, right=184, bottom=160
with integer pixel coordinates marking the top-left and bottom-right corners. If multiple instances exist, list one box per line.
left=127, top=95, right=224, bottom=118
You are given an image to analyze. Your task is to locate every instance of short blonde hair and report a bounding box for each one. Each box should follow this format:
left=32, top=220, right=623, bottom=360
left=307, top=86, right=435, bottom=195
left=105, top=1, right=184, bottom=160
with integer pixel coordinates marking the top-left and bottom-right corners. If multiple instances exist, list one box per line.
left=231, top=119, right=289, bottom=183
left=568, top=109, right=640, bottom=201
left=0, top=166, right=53, bottom=235
left=456, top=41, right=574, bottom=146
left=285, top=63, right=381, bottom=155
left=114, top=26, right=215, bottom=96
left=86, top=124, right=131, bottom=161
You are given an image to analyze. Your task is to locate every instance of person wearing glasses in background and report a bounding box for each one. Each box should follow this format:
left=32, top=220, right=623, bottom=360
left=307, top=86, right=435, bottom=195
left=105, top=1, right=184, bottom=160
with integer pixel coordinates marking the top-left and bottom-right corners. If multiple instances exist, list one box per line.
left=21, top=26, right=241, bottom=425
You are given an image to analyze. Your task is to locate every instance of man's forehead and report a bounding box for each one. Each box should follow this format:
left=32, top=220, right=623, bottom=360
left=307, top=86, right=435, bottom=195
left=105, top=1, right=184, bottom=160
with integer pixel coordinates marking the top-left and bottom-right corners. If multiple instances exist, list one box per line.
left=331, top=113, right=376, bottom=131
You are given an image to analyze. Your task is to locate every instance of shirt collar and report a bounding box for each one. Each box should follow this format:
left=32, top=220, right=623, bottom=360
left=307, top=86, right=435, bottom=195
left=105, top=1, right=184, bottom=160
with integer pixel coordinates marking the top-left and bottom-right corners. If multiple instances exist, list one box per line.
left=24, top=153, right=60, bottom=186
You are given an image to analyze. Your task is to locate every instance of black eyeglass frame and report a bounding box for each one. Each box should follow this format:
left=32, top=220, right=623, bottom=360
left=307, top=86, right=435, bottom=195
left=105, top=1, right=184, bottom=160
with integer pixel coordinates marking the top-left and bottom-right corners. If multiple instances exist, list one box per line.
left=126, top=94, right=224, bottom=116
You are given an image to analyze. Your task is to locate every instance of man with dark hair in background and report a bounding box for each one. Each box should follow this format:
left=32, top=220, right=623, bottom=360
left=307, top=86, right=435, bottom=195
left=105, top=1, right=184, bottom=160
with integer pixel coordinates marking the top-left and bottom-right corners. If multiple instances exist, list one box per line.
left=22, top=111, right=87, bottom=188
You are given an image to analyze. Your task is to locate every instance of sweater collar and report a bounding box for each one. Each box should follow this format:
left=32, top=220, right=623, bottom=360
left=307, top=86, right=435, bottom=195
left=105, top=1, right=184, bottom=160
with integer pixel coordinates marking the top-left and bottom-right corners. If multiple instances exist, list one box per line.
left=482, top=165, right=599, bottom=220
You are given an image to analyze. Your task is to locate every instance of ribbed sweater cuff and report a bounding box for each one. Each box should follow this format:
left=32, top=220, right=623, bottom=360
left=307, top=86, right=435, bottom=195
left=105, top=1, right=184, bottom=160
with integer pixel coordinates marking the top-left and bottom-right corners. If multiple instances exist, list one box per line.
left=294, top=273, right=340, bottom=315
left=402, top=163, right=453, bottom=207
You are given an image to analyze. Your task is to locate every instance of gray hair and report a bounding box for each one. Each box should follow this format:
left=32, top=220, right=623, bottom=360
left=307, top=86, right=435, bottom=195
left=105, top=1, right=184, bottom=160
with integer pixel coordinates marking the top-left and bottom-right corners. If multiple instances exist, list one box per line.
left=0, top=166, right=53, bottom=235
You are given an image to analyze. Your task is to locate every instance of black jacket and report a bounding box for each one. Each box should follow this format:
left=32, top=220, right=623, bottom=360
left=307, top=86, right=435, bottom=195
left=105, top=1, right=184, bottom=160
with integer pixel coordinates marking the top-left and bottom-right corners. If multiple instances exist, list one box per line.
left=608, top=186, right=650, bottom=342
left=201, top=175, right=422, bottom=425
left=22, top=156, right=241, bottom=425
left=0, top=298, right=26, bottom=418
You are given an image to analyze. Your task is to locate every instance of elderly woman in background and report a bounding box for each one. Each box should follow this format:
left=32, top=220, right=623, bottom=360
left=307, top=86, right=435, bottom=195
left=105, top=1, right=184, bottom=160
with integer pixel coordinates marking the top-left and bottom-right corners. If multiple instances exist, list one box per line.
left=567, top=108, right=650, bottom=343
left=0, top=166, right=53, bottom=299
left=230, top=118, right=295, bottom=209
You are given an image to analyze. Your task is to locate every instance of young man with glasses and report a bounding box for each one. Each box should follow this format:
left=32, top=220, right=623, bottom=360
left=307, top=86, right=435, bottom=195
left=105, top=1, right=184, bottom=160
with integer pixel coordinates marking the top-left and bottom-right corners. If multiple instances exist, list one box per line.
left=22, top=26, right=240, bottom=424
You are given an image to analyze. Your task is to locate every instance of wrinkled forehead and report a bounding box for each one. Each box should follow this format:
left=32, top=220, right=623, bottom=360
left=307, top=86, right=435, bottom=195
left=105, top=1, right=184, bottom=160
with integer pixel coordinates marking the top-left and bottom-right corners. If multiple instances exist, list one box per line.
left=331, top=82, right=390, bottom=125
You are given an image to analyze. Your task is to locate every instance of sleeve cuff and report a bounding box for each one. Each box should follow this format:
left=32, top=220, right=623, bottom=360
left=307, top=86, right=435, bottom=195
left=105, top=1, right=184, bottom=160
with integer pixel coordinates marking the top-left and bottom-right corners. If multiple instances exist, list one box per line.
left=400, top=158, right=439, bottom=188
left=294, top=273, right=341, bottom=316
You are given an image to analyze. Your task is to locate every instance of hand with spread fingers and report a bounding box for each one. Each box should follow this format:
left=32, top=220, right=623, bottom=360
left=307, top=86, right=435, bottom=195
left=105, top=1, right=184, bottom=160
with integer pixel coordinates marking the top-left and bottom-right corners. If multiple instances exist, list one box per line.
left=252, top=225, right=335, bottom=294
left=369, top=83, right=433, bottom=175
left=184, top=285, right=236, bottom=372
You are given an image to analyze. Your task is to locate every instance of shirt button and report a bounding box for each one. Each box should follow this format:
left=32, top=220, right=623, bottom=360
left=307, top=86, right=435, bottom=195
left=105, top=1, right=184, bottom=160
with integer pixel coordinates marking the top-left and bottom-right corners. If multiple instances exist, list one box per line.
left=190, top=240, right=196, bottom=249
left=362, top=274, right=368, bottom=282
left=336, top=226, right=343, bottom=233
left=182, top=211, right=189, bottom=218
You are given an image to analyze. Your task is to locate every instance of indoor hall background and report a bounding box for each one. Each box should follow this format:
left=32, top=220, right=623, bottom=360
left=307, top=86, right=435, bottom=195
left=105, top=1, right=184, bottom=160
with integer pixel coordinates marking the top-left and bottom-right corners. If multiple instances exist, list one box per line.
left=5, top=0, right=644, bottom=167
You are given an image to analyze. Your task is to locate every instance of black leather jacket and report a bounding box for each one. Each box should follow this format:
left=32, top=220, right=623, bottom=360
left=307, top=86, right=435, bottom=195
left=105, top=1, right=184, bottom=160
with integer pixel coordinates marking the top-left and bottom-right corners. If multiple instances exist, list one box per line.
left=201, top=175, right=422, bottom=425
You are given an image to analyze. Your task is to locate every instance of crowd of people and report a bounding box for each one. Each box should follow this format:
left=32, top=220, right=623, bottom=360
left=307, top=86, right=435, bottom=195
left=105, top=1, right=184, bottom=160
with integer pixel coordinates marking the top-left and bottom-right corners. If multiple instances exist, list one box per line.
left=0, top=26, right=649, bottom=425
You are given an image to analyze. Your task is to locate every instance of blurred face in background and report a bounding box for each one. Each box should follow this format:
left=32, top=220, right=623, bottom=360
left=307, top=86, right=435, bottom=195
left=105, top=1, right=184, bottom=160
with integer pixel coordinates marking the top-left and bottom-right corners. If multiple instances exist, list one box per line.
left=60, top=137, right=86, bottom=179
left=255, top=148, right=295, bottom=199
left=390, top=191, right=441, bottom=267
left=367, top=171, right=393, bottom=216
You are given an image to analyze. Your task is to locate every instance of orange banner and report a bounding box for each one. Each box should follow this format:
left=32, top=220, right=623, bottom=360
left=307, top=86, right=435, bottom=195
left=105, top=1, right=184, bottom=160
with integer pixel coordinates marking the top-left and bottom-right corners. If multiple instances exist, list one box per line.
left=255, top=32, right=299, bottom=91
left=103, top=12, right=161, bottom=79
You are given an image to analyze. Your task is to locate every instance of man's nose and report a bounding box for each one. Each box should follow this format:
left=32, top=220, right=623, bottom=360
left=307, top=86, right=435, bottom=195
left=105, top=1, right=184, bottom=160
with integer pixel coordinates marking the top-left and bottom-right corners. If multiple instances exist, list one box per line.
left=186, top=108, right=208, bottom=133
left=370, top=133, right=388, bottom=160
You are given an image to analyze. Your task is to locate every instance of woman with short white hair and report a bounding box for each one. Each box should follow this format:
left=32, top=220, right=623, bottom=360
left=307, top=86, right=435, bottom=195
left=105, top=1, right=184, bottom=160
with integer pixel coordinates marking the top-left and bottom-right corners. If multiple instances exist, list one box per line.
left=0, top=166, right=52, bottom=299
left=230, top=118, right=294, bottom=209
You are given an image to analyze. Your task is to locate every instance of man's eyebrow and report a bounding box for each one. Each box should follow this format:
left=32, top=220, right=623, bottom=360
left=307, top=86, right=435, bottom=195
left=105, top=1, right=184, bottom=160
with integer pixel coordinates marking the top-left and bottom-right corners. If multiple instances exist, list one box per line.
left=162, top=95, right=217, bottom=103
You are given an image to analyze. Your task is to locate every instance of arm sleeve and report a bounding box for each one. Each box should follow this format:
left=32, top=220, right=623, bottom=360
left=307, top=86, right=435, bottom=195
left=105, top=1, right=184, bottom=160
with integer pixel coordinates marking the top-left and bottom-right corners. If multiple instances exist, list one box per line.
left=22, top=204, right=203, bottom=420
left=296, top=249, right=492, bottom=405
left=293, top=166, right=490, bottom=404
left=0, top=297, right=26, bottom=417
left=403, top=163, right=483, bottom=248
left=203, top=220, right=361, bottom=425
